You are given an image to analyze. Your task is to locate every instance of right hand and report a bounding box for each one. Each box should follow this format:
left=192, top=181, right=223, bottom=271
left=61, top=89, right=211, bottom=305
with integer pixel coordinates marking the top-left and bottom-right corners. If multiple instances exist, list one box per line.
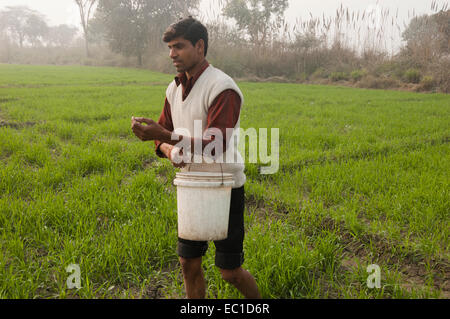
left=162, top=144, right=186, bottom=168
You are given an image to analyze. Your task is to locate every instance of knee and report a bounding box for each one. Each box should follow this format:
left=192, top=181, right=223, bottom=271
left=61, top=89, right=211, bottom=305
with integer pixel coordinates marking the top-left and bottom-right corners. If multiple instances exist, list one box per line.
left=220, top=268, right=243, bottom=285
left=179, top=257, right=202, bottom=276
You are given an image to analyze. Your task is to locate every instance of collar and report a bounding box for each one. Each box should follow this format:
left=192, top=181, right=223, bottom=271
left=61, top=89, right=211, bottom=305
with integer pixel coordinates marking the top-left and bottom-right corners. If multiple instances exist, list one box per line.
left=174, top=60, right=210, bottom=88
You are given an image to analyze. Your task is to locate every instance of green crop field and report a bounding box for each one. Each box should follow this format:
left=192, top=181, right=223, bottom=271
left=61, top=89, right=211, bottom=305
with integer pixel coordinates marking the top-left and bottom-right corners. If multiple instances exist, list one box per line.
left=0, top=64, right=448, bottom=299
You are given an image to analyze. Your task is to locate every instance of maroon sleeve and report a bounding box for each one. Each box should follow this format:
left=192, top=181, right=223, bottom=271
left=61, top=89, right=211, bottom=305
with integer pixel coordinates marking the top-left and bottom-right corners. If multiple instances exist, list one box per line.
left=204, top=89, right=241, bottom=154
left=154, top=98, right=174, bottom=158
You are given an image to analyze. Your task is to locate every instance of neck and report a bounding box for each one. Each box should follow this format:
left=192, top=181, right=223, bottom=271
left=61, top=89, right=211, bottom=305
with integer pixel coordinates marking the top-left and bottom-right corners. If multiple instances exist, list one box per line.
left=185, top=58, right=207, bottom=80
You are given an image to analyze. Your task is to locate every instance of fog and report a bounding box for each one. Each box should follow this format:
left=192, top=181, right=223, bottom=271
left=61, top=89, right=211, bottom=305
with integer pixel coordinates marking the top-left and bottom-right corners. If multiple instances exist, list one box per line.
left=0, top=0, right=447, bottom=28
left=1, top=0, right=448, bottom=92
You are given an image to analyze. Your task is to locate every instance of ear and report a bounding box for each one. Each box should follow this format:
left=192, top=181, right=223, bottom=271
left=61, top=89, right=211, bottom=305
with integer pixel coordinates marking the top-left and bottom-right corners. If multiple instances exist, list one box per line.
left=196, top=39, right=205, bottom=56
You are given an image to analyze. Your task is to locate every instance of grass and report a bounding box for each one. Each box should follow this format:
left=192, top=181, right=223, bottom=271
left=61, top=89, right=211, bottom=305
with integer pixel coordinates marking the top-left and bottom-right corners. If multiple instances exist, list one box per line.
left=0, top=64, right=449, bottom=299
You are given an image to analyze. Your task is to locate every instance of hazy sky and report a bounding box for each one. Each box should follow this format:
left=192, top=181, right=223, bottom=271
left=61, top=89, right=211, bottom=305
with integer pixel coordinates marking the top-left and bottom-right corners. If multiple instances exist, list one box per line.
left=0, top=0, right=447, bottom=28
left=0, top=0, right=447, bottom=52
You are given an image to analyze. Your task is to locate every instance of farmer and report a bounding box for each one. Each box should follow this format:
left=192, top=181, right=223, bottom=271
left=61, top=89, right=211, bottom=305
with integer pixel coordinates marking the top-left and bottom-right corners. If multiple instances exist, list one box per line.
left=131, top=17, right=261, bottom=299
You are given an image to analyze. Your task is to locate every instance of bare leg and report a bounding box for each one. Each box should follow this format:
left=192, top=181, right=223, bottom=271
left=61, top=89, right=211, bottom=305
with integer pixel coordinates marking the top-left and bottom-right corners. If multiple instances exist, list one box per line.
left=219, top=267, right=261, bottom=299
left=179, top=256, right=206, bottom=299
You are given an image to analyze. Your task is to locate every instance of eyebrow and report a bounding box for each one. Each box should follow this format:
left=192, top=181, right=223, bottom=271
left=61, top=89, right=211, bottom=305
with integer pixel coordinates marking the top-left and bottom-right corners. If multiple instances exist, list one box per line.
left=168, top=42, right=185, bottom=49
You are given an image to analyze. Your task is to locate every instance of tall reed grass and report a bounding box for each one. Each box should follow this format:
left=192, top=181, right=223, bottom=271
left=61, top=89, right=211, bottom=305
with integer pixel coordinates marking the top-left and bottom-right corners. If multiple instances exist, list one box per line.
left=0, top=1, right=448, bottom=92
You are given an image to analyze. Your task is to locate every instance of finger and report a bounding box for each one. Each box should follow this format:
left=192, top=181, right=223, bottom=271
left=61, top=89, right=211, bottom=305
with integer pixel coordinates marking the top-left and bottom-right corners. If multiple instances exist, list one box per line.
left=136, top=133, right=144, bottom=141
left=135, top=117, right=154, bottom=125
left=132, top=127, right=143, bottom=139
left=133, top=117, right=145, bottom=123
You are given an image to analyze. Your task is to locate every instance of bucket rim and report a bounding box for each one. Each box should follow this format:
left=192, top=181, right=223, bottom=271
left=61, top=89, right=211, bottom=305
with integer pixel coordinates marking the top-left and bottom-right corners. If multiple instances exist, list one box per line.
left=175, top=171, right=234, bottom=178
left=174, top=180, right=235, bottom=187
left=174, top=171, right=235, bottom=187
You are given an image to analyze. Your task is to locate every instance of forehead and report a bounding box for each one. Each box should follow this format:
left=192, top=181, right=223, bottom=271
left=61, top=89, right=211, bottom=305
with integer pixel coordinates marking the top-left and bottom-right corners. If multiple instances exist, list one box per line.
left=167, top=37, right=192, bottom=47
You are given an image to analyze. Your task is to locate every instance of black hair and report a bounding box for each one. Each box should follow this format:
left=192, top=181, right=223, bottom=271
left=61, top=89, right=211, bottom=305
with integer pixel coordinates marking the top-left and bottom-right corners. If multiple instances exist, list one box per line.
left=163, top=17, right=209, bottom=57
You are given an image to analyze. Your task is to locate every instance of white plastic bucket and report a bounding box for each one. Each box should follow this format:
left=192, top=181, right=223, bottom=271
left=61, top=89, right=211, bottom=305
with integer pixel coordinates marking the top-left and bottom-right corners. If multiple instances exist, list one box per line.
left=173, top=171, right=235, bottom=241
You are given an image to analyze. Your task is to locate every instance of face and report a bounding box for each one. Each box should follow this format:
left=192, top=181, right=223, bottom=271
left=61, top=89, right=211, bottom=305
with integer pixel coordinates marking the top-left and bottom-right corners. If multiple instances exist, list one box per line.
left=167, top=37, right=204, bottom=73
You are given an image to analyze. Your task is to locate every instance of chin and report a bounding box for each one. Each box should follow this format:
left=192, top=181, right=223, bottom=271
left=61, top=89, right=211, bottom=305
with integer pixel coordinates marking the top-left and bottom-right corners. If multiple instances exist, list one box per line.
left=174, top=66, right=185, bottom=73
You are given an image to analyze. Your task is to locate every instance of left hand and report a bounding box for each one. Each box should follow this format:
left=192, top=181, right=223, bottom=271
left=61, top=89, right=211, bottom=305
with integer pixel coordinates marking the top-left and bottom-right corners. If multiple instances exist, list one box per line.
left=131, top=116, right=165, bottom=141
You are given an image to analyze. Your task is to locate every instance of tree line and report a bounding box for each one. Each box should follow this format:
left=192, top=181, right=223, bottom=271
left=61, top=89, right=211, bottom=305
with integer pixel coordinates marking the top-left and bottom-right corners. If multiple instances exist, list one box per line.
left=0, top=6, right=78, bottom=48
left=0, top=0, right=290, bottom=66
left=0, top=0, right=448, bottom=92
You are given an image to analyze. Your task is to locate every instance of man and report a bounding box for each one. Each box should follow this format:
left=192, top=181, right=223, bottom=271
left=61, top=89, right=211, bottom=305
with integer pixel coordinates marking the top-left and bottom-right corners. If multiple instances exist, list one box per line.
left=131, top=17, right=260, bottom=299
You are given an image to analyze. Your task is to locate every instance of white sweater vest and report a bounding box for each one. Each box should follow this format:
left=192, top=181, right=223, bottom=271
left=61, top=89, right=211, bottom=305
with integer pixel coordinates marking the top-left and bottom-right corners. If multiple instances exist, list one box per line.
left=166, top=65, right=246, bottom=188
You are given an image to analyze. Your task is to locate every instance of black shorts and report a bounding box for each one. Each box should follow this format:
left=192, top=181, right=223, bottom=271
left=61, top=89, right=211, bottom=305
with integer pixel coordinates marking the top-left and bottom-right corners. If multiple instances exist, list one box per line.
left=177, top=186, right=245, bottom=270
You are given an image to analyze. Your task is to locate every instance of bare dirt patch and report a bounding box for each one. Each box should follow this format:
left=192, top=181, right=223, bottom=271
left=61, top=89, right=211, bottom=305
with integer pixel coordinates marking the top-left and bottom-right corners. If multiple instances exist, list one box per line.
left=318, top=215, right=449, bottom=297
left=247, top=198, right=449, bottom=297
left=0, top=120, right=36, bottom=129
left=0, top=97, right=19, bottom=104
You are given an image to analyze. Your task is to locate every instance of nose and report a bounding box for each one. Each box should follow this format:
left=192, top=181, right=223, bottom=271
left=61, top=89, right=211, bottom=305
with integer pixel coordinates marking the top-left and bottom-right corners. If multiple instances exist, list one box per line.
left=169, top=48, right=177, bottom=60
